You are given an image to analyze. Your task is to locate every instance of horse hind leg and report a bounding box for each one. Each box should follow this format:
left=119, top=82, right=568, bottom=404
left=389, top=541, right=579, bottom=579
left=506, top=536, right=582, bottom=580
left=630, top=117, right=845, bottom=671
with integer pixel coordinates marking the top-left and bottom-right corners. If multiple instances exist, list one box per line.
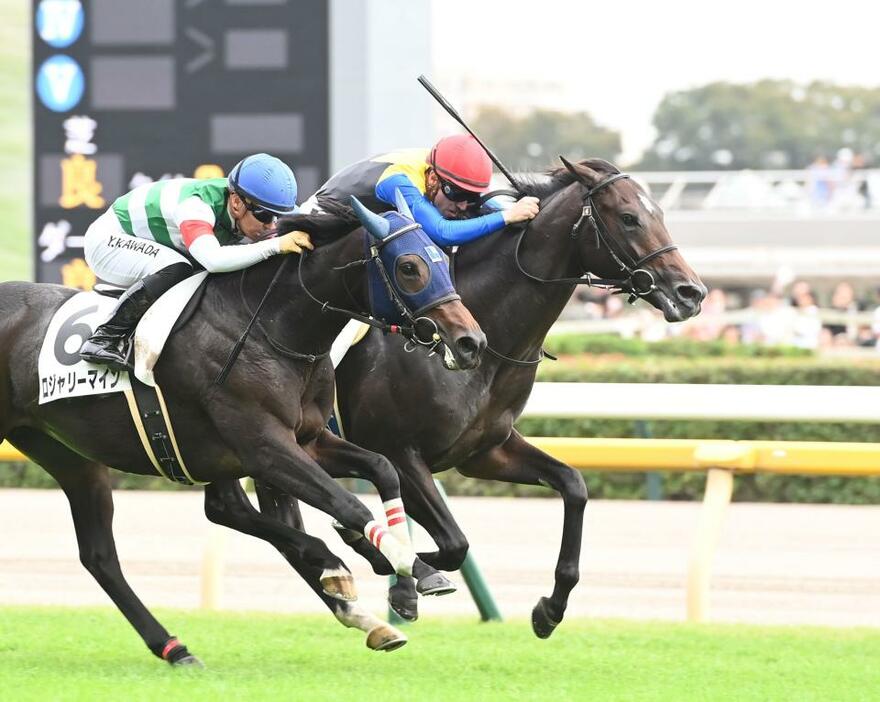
left=6, top=426, right=202, bottom=666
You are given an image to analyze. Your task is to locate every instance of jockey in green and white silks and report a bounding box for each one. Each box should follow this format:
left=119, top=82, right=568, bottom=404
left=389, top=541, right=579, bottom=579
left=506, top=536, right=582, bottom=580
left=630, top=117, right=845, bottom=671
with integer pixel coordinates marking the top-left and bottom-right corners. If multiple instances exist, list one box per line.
left=80, top=153, right=313, bottom=371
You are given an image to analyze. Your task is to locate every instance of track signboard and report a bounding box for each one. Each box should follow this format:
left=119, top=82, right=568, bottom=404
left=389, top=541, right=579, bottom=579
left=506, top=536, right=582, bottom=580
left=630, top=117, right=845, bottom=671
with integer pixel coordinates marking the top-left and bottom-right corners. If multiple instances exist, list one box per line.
left=32, top=0, right=328, bottom=286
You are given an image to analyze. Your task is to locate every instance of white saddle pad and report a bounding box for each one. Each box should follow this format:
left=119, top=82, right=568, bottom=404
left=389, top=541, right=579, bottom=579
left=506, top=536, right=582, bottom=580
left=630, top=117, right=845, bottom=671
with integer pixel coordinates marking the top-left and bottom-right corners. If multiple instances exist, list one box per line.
left=133, top=272, right=208, bottom=386
left=330, top=319, right=370, bottom=368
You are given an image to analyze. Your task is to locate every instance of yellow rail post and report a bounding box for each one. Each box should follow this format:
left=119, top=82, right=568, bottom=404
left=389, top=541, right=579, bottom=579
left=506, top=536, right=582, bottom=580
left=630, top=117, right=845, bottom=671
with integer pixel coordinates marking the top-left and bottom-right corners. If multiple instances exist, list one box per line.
left=200, top=526, right=226, bottom=610
left=686, top=442, right=755, bottom=622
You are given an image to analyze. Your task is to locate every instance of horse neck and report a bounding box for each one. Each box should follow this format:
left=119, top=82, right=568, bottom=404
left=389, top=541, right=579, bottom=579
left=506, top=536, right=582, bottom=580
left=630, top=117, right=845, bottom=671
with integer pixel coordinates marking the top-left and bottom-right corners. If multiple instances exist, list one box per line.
left=454, top=194, right=581, bottom=360
left=210, top=231, right=368, bottom=357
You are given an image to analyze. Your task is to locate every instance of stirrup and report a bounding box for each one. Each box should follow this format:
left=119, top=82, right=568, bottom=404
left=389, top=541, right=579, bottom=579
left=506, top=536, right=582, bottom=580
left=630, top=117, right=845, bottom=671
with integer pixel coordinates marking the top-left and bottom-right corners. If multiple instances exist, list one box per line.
left=80, top=338, right=133, bottom=372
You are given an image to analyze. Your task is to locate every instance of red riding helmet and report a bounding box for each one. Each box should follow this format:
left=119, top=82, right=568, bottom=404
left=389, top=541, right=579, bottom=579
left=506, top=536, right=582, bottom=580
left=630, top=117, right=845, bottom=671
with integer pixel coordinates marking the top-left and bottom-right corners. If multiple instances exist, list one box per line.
left=427, top=135, right=492, bottom=193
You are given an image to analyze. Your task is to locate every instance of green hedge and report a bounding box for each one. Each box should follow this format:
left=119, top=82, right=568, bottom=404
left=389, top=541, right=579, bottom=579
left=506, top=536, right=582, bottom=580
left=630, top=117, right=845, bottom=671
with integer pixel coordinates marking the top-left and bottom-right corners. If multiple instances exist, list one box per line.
left=0, top=462, right=187, bottom=490
left=543, top=333, right=813, bottom=359
left=5, top=352, right=880, bottom=503
left=536, top=354, right=880, bottom=385
left=496, top=354, right=880, bottom=504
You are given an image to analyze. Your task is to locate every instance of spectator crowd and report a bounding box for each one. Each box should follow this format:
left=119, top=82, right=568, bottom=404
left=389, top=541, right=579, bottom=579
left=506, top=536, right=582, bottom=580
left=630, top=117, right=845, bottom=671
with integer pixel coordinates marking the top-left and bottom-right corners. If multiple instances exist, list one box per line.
left=571, top=279, right=880, bottom=352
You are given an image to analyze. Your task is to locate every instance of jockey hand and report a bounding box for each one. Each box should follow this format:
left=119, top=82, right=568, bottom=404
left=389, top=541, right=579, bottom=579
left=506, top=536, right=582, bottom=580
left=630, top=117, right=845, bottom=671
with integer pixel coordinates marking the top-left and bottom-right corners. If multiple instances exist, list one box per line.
left=503, top=196, right=540, bottom=225
left=278, top=230, right=314, bottom=254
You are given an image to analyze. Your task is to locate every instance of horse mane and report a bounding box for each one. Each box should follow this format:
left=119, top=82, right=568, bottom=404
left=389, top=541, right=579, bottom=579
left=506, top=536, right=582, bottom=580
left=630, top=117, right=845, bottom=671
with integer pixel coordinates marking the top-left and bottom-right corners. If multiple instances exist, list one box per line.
left=514, top=158, right=621, bottom=200
left=277, top=197, right=360, bottom=246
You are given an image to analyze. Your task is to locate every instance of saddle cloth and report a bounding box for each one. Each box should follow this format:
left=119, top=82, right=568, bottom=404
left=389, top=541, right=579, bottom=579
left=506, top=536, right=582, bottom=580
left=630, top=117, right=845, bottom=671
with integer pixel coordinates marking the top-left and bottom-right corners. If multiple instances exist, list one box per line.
left=38, top=272, right=208, bottom=404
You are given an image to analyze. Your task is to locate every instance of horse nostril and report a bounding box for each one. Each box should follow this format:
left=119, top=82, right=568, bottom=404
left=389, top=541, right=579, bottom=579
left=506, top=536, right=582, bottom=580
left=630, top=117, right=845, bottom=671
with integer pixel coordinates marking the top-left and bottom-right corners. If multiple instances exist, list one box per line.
left=456, top=335, right=480, bottom=360
left=676, top=283, right=705, bottom=305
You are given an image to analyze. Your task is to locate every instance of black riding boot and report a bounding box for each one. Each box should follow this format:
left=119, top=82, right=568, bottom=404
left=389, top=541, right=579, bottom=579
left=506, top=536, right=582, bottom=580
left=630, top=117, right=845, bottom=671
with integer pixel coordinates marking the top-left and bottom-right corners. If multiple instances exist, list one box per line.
left=80, top=263, right=192, bottom=372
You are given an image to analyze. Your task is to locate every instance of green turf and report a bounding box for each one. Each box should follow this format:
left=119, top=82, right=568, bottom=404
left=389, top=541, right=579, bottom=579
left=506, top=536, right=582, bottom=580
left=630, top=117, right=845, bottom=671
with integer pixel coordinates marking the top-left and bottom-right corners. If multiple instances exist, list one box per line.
left=0, top=1, right=30, bottom=282
left=1, top=607, right=878, bottom=702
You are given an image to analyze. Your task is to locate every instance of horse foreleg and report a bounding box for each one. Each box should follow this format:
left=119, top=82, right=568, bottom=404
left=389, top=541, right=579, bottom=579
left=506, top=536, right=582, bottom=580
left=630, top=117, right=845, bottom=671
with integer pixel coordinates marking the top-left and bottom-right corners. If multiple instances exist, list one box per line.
left=380, top=451, right=473, bottom=621
left=204, top=479, right=356, bottom=600
left=457, top=429, right=587, bottom=639
left=249, top=427, right=454, bottom=596
left=306, top=430, right=413, bottom=577
left=7, top=427, right=201, bottom=666
left=249, top=480, right=407, bottom=652
left=253, top=479, right=304, bottom=530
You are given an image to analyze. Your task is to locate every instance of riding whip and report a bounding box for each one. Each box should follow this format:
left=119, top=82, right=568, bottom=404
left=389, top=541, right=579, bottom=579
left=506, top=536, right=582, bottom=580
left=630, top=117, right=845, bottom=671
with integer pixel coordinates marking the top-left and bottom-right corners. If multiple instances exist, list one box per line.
left=417, top=74, right=522, bottom=194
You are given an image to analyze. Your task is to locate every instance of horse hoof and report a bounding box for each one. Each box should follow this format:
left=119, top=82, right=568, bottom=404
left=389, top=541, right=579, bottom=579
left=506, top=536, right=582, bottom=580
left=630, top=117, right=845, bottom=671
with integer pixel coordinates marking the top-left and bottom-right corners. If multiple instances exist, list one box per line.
left=366, top=624, right=408, bottom=652
left=320, top=567, right=358, bottom=601
left=416, top=572, right=457, bottom=597
left=531, top=597, right=561, bottom=639
left=388, top=593, right=419, bottom=622
left=172, top=654, right=205, bottom=668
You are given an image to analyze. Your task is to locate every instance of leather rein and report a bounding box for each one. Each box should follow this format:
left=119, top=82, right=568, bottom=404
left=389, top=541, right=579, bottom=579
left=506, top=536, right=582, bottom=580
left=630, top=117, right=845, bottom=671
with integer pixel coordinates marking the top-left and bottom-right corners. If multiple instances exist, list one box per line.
left=215, top=227, right=446, bottom=384
left=476, top=173, right=678, bottom=367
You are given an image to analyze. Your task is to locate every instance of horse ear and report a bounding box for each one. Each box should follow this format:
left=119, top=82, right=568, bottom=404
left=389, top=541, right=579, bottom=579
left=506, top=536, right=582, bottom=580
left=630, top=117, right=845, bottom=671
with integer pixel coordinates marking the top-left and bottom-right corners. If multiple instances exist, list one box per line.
left=559, top=155, right=601, bottom=187
left=393, top=188, right=415, bottom=222
left=350, top=195, right=391, bottom=240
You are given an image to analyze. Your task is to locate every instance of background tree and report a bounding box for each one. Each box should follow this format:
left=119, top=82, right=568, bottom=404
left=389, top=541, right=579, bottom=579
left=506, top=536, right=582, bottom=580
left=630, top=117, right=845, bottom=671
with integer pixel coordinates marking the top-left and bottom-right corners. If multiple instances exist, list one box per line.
left=471, top=107, right=621, bottom=172
left=637, top=80, right=880, bottom=170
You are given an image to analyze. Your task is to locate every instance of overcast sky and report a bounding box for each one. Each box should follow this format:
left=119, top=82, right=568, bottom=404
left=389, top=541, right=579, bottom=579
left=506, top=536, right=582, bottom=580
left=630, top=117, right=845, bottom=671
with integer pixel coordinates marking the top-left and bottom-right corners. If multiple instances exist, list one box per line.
left=432, top=0, right=876, bottom=161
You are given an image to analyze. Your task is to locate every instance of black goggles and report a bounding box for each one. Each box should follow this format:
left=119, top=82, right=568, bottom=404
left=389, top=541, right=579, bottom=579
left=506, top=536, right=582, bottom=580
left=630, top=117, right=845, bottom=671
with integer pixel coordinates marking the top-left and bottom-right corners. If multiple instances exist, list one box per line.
left=438, top=178, right=481, bottom=204
left=242, top=198, right=277, bottom=224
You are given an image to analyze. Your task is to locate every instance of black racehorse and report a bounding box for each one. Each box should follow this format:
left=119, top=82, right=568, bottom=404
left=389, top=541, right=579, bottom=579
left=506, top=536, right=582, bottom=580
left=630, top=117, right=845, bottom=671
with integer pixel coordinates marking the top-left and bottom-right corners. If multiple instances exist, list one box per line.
left=0, top=199, right=486, bottom=664
left=269, top=157, right=706, bottom=636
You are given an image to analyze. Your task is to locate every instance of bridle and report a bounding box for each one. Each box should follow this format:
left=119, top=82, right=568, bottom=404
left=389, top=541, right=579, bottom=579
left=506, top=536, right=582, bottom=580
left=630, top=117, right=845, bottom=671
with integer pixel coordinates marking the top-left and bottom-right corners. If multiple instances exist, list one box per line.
left=292, top=225, right=450, bottom=354
left=475, top=172, right=678, bottom=368
left=215, top=226, right=449, bottom=384
left=514, top=172, right=678, bottom=303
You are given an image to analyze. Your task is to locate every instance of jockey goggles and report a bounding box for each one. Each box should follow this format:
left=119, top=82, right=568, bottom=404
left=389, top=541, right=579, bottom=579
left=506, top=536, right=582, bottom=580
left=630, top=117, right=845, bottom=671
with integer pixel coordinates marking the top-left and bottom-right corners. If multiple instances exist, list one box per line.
left=438, top=177, right=481, bottom=205
left=242, top=198, right=277, bottom=224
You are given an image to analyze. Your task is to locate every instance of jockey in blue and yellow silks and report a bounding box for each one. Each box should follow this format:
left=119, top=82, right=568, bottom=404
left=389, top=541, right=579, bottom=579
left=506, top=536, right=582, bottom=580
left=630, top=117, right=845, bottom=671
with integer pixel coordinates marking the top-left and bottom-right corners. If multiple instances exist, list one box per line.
left=305, top=135, right=540, bottom=246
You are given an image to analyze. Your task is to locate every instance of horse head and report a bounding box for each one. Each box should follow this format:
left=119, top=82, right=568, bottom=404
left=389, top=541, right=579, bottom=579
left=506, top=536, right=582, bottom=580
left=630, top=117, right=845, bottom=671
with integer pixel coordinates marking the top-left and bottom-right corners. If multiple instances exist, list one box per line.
left=350, top=194, right=486, bottom=370
left=549, top=157, right=706, bottom=321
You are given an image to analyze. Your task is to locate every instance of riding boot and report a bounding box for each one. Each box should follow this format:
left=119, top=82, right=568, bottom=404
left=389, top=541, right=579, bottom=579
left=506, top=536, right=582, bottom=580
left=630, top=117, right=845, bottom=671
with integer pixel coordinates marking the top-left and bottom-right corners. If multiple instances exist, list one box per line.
left=79, top=280, right=155, bottom=371
left=80, top=262, right=192, bottom=371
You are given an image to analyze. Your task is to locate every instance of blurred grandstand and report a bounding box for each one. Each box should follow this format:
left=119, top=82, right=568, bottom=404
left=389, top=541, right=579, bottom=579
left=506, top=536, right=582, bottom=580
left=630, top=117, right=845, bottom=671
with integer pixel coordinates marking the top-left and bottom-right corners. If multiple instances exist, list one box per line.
left=537, top=165, right=880, bottom=351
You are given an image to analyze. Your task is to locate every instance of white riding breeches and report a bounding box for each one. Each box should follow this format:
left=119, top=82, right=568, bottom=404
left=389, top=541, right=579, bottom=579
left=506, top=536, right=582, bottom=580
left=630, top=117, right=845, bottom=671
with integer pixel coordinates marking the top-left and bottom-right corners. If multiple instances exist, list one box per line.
left=84, top=209, right=191, bottom=288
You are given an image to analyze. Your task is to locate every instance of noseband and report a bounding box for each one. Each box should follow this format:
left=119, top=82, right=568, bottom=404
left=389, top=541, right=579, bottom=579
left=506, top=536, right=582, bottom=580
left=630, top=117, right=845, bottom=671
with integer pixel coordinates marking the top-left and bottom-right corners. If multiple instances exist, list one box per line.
left=515, top=172, right=678, bottom=302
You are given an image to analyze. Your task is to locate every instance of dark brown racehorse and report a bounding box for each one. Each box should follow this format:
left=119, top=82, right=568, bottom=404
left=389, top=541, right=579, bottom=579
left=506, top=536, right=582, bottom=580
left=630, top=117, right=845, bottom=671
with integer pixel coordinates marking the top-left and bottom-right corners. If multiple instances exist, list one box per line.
left=0, top=203, right=485, bottom=664
left=274, top=157, right=706, bottom=635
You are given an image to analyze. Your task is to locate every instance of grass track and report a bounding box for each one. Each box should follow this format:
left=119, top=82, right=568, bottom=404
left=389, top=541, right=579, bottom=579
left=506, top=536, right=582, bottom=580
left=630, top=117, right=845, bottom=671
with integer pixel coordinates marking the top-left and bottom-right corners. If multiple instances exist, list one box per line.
left=1, top=607, right=878, bottom=702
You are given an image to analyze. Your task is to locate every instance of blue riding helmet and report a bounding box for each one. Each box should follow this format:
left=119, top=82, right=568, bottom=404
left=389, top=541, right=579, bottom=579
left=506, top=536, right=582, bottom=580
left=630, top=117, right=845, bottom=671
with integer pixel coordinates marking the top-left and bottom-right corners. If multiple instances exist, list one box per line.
left=229, top=153, right=298, bottom=215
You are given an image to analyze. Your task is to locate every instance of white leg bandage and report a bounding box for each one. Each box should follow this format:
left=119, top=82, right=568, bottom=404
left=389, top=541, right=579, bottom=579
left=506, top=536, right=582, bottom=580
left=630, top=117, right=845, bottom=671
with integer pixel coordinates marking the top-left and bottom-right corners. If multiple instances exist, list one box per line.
left=383, top=498, right=413, bottom=552
left=364, top=519, right=415, bottom=577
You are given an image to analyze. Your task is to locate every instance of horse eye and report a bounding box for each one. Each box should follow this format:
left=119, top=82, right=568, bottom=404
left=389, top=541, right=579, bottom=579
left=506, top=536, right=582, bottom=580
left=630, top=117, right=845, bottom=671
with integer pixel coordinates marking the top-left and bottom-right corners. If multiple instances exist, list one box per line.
left=401, top=262, right=417, bottom=275
left=622, top=213, right=638, bottom=227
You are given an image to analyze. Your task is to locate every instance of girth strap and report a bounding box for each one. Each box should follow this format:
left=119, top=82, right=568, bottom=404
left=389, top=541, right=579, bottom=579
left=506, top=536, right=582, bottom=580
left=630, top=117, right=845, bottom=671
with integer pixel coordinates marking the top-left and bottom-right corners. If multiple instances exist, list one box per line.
left=123, top=377, right=200, bottom=485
